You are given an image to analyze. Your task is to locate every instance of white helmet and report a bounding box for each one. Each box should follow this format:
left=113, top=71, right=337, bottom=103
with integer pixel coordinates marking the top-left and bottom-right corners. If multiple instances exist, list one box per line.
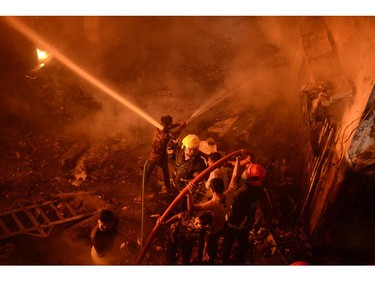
left=182, top=134, right=200, bottom=149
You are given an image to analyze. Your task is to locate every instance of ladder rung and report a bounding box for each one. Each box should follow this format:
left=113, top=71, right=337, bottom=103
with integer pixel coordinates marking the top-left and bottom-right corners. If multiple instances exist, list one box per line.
left=63, top=202, right=77, bottom=217
left=0, top=225, right=49, bottom=239
left=0, top=217, right=10, bottom=235
left=11, top=213, right=25, bottom=231
left=35, top=207, right=51, bottom=224
left=5, top=201, right=56, bottom=216
left=49, top=204, right=65, bottom=220
left=16, top=202, right=47, bottom=237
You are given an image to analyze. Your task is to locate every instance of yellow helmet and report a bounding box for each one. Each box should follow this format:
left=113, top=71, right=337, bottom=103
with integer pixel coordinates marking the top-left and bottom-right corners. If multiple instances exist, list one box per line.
left=182, top=134, right=200, bottom=149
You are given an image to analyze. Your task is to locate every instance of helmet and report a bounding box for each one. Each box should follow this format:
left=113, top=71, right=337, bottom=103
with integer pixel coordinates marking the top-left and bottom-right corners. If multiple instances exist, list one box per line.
left=182, top=134, right=200, bottom=149
left=241, top=163, right=267, bottom=186
left=290, top=261, right=310, bottom=266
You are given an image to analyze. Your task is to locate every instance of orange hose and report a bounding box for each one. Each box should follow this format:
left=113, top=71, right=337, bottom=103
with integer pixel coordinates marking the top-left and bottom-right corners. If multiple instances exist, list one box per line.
left=135, top=149, right=251, bottom=264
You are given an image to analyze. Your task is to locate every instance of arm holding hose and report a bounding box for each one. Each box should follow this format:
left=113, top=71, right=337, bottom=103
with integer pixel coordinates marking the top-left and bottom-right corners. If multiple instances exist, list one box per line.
left=135, top=149, right=252, bottom=264
left=226, top=153, right=252, bottom=167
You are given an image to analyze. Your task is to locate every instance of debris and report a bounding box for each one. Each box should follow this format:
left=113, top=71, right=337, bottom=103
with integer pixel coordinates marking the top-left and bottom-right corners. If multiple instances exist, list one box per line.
left=133, top=196, right=141, bottom=204
left=199, top=139, right=217, bottom=155
left=60, top=141, right=88, bottom=167
left=157, top=188, right=168, bottom=195
left=264, top=233, right=278, bottom=256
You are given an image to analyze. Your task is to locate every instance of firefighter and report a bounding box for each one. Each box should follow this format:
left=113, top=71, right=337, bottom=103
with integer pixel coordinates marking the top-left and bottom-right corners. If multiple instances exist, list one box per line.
left=170, top=134, right=207, bottom=210
left=222, top=163, right=268, bottom=264
left=143, top=115, right=186, bottom=194
left=173, top=134, right=207, bottom=192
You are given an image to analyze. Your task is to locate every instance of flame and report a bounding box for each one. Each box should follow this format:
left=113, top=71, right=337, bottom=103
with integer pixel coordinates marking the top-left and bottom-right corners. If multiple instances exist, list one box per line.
left=3, top=17, right=163, bottom=130
left=35, top=45, right=50, bottom=70
left=37, top=48, right=48, bottom=62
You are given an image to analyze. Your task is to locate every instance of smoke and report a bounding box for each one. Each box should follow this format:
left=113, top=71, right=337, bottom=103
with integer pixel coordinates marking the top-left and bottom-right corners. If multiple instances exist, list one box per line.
left=220, top=17, right=300, bottom=113
left=3, top=16, right=304, bottom=155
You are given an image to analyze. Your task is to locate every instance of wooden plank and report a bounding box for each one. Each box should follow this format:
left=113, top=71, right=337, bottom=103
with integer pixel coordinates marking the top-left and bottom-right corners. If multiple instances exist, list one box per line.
left=49, top=204, right=65, bottom=220
left=0, top=217, right=10, bottom=235
left=19, top=206, right=47, bottom=237
left=35, top=207, right=51, bottom=224
left=11, top=213, right=25, bottom=231
left=4, top=201, right=56, bottom=216
left=63, top=201, right=77, bottom=217
left=48, top=213, right=93, bottom=225
left=0, top=225, right=48, bottom=239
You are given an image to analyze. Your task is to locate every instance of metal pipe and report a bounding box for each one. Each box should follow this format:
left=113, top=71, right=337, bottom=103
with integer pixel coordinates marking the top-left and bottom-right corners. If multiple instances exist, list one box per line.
left=135, top=148, right=251, bottom=264
left=140, top=160, right=148, bottom=249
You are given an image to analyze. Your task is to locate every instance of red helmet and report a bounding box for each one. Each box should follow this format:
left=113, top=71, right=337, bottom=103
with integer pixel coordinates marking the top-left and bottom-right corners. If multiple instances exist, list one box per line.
left=290, top=261, right=310, bottom=266
left=241, top=163, right=267, bottom=186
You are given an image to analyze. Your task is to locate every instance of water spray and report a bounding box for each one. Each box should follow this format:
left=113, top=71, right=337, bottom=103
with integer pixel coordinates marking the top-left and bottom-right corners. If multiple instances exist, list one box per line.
left=3, top=17, right=163, bottom=130
left=186, top=85, right=242, bottom=124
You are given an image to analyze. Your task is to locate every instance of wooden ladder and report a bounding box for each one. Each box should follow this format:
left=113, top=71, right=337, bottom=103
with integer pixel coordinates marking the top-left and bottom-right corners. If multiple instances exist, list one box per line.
left=0, top=199, right=95, bottom=240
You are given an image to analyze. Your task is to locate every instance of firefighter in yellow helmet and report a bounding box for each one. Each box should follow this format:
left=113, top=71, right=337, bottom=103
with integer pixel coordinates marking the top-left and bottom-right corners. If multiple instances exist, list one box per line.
left=172, top=134, right=207, bottom=193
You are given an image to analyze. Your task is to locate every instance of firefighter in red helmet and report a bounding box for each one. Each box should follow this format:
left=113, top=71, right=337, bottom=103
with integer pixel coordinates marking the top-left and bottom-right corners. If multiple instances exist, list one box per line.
left=222, top=162, right=268, bottom=264
left=241, top=163, right=267, bottom=186
left=290, top=261, right=310, bottom=265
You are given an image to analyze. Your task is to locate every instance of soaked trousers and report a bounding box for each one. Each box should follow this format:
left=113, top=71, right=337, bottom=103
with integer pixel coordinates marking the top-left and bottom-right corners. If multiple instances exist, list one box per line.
left=143, top=158, right=171, bottom=191
left=222, top=225, right=252, bottom=265
left=207, top=229, right=224, bottom=264
left=166, top=239, right=195, bottom=265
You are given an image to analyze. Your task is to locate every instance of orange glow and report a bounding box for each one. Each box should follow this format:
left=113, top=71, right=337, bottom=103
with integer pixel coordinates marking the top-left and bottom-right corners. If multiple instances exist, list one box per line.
left=36, top=48, right=48, bottom=62
left=3, top=17, right=163, bottom=130
left=36, top=47, right=49, bottom=70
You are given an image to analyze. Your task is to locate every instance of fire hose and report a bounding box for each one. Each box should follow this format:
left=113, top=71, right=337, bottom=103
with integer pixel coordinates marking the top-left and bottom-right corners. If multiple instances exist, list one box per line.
left=135, top=148, right=252, bottom=264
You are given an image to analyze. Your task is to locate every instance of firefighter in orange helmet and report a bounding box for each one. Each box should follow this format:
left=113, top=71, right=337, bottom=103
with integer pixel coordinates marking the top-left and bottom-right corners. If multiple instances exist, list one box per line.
left=222, top=162, right=268, bottom=264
